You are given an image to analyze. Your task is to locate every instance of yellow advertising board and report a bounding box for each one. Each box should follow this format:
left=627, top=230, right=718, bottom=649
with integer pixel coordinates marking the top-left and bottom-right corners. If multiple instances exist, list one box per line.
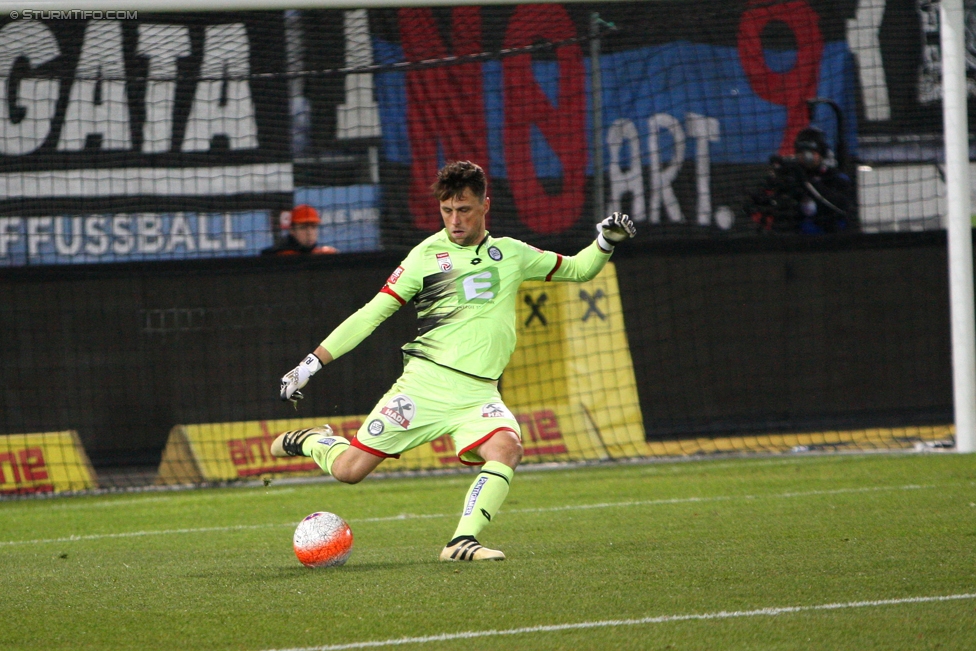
left=504, top=262, right=650, bottom=460
left=0, top=430, right=97, bottom=494
left=156, top=416, right=367, bottom=484
left=156, top=404, right=599, bottom=482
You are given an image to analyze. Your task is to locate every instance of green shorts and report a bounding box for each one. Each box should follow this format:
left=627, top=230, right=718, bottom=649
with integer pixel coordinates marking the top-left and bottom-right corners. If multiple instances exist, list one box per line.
left=353, top=356, right=522, bottom=465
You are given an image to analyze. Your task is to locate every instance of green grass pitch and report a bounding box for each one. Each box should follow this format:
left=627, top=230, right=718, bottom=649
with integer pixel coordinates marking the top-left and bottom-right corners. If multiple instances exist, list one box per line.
left=1, top=453, right=974, bottom=651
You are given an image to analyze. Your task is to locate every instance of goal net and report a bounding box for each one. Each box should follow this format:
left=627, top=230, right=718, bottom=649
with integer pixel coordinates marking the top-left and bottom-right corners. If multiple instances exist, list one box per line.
left=0, top=1, right=965, bottom=494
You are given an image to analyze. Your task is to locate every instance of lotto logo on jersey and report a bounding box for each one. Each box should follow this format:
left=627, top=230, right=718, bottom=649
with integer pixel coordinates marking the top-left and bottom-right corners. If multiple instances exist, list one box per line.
left=457, top=269, right=499, bottom=303
left=380, top=394, right=415, bottom=428
left=387, top=266, right=404, bottom=285
left=436, top=252, right=453, bottom=272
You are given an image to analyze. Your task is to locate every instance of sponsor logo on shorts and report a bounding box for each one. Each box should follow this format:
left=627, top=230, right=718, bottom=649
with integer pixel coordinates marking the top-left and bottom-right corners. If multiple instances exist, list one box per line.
left=482, top=402, right=512, bottom=419
left=367, top=419, right=385, bottom=436
left=463, top=476, right=489, bottom=516
left=387, top=266, right=404, bottom=285
left=436, top=252, right=453, bottom=273
left=380, top=394, right=415, bottom=428
left=488, top=246, right=502, bottom=261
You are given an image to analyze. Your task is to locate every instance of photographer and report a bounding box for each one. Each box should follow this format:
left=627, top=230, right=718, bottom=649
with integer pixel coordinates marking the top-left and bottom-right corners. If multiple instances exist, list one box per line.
left=745, top=127, right=856, bottom=234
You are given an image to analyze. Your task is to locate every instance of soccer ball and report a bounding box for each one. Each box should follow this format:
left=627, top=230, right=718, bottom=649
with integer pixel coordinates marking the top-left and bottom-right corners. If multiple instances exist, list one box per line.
left=293, top=511, right=354, bottom=568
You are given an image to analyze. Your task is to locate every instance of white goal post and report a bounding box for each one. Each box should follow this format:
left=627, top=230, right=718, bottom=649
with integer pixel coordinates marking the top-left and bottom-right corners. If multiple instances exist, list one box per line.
left=941, top=0, right=975, bottom=453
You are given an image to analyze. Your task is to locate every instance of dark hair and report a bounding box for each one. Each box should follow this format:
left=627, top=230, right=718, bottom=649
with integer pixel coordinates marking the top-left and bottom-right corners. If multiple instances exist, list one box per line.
left=431, top=161, right=487, bottom=202
left=794, top=127, right=828, bottom=156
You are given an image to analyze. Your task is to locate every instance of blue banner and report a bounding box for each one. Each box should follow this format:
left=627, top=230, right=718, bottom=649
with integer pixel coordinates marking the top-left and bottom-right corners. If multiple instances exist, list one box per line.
left=376, top=40, right=856, bottom=174
left=0, top=211, right=273, bottom=266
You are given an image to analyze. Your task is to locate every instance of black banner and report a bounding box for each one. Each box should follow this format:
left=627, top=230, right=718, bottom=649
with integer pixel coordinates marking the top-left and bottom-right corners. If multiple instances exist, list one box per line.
left=0, top=13, right=290, bottom=216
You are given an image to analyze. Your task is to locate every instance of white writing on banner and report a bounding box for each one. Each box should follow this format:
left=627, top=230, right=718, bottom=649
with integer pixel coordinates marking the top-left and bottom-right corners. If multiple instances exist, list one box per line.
left=846, top=0, right=891, bottom=121
left=57, top=22, right=131, bottom=151
left=138, top=24, right=192, bottom=153
left=0, top=212, right=272, bottom=265
left=0, top=21, right=259, bottom=157
left=607, top=112, right=732, bottom=230
left=182, top=24, right=259, bottom=151
left=337, top=9, right=381, bottom=140
left=0, top=22, right=60, bottom=155
left=915, top=0, right=976, bottom=104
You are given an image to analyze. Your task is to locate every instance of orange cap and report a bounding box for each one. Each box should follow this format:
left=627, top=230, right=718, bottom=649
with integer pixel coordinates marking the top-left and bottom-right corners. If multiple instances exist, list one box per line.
left=290, top=204, right=320, bottom=225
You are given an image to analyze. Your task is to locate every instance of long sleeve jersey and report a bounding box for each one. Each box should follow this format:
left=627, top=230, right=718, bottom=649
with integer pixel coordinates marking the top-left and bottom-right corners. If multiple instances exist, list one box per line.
left=321, top=229, right=612, bottom=381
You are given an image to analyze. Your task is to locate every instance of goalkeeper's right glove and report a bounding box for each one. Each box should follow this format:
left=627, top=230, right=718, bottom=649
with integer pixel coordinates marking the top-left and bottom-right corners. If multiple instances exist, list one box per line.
left=597, top=212, right=637, bottom=251
left=280, top=353, right=323, bottom=403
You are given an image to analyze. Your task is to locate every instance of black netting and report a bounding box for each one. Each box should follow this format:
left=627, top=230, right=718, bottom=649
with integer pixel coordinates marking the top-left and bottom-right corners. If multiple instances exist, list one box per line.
left=0, top=3, right=967, bottom=494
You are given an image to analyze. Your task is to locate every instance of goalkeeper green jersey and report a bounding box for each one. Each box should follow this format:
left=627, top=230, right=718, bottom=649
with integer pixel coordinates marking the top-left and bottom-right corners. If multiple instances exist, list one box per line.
left=322, top=230, right=612, bottom=381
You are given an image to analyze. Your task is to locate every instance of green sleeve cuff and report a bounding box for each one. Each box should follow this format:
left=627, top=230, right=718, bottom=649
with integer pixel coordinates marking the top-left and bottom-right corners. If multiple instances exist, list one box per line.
left=549, top=240, right=612, bottom=283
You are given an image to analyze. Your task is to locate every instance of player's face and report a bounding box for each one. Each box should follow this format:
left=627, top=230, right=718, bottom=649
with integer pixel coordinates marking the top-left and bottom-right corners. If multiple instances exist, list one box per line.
left=292, top=222, right=318, bottom=248
left=441, top=189, right=489, bottom=247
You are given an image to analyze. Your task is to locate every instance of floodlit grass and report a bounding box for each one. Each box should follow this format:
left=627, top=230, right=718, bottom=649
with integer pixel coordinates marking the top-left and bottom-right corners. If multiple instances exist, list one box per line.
left=0, top=453, right=974, bottom=651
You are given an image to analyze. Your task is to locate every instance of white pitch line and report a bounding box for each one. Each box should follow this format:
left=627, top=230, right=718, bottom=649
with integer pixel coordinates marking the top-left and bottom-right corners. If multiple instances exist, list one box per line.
left=0, top=523, right=292, bottom=547
left=506, top=483, right=929, bottom=514
left=0, top=483, right=933, bottom=548
left=266, top=593, right=976, bottom=651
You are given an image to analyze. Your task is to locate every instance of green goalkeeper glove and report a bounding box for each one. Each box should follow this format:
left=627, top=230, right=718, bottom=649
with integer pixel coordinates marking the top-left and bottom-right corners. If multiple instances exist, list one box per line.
left=597, top=212, right=636, bottom=251
left=279, top=353, right=322, bottom=403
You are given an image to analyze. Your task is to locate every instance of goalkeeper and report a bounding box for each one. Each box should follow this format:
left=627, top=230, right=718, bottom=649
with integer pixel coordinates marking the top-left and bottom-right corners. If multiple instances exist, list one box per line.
left=271, top=160, right=635, bottom=561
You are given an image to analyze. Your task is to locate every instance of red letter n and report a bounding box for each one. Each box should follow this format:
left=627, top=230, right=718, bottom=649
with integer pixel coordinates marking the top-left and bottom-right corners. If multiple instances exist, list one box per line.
left=503, top=4, right=586, bottom=234
left=399, top=7, right=489, bottom=231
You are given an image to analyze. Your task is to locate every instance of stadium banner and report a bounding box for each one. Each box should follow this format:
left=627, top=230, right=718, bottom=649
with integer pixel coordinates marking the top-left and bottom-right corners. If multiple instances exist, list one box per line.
left=0, top=430, right=97, bottom=494
left=157, top=405, right=609, bottom=483
left=0, top=211, right=273, bottom=265
left=156, top=418, right=363, bottom=485
left=3, top=2, right=974, bottom=266
left=0, top=12, right=291, bottom=264
left=304, top=1, right=861, bottom=247
left=505, top=262, right=648, bottom=458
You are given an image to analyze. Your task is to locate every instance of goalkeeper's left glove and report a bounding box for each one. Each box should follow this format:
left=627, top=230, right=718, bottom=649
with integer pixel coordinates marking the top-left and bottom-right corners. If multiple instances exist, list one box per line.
left=279, top=353, right=323, bottom=404
left=597, top=212, right=636, bottom=251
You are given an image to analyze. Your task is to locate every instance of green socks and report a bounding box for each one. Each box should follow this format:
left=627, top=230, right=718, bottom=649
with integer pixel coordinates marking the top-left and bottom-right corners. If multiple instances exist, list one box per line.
left=300, top=435, right=515, bottom=540
left=302, top=434, right=351, bottom=476
left=451, top=461, right=515, bottom=540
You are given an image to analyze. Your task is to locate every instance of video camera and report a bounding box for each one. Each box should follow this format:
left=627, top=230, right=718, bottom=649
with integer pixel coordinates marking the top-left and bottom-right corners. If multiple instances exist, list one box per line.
left=743, top=154, right=810, bottom=231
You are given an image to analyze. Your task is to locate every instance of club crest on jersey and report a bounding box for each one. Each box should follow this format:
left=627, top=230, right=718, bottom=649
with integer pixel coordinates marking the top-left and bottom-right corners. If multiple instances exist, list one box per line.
left=482, top=402, right=513, bottom=419
left=387, top=266, right=404, bottom=285
left=436, top=252, right=453, bottom=272
left=488, top=246, right=502, bottom=261
left=380, top=394, right=415, bottom=428
left=367, top=419, right=385, bottom=436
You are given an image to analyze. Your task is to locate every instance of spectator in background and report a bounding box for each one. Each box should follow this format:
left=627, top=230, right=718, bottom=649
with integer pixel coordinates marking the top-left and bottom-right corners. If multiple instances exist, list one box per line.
left=262, top=204, right=338, bottom=255
left=744, top=127, right=856, bottom=234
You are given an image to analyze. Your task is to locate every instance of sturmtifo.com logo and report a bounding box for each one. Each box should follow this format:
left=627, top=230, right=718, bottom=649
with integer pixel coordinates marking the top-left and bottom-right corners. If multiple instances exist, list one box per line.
left=9, top=9, right=139, bottom=20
